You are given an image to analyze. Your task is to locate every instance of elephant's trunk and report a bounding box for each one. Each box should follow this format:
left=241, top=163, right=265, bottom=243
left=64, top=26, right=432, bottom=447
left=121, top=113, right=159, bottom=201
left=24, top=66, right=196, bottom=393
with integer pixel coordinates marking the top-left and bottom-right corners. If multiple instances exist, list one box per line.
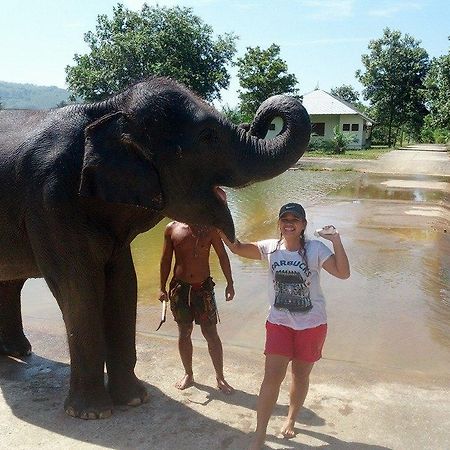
left=225, top=95, right=310, bottom=187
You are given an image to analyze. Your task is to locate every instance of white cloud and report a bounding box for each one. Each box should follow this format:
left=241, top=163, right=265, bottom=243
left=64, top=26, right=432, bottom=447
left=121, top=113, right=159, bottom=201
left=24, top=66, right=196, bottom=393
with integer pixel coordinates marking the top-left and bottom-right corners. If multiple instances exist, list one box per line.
left=233, top=2, right=260, bottom=11
left=368, top=1, right=423, bottom=17
left=63, top=22, right=85, bottom=30
left=283, top=37, right=368, bottom=47
left=124, top=0, right=175, bottom=8
left=124, top=0, right=216, bottom=9
left=300, top=0, right=355, bottom=20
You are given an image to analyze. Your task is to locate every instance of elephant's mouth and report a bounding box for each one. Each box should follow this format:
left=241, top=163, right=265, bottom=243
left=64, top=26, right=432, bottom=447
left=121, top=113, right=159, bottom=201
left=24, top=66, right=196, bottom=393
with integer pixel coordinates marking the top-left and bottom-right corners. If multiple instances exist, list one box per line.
left=168, top=184, right=234, bottom=240
left=214, top=186, right=227, bottom=204
left=212, top=185, right=235, bottom=240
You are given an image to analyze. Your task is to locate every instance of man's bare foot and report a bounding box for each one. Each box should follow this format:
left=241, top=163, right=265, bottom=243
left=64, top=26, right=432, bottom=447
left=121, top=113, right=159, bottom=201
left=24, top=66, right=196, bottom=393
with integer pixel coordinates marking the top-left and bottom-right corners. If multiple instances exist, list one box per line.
left=280, top=419, right=296, bottom=438
left=175, top=374, right=194, bottom=390
left=248, top=431, right=265, bottom=449
left=217, top=378, right=234, bottom=395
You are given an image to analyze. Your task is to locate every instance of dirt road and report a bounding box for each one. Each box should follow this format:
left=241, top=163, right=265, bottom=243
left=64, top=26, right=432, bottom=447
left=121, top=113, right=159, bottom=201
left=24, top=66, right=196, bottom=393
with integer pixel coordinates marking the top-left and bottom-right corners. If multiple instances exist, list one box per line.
left=299, top=143, right=450, bottom=178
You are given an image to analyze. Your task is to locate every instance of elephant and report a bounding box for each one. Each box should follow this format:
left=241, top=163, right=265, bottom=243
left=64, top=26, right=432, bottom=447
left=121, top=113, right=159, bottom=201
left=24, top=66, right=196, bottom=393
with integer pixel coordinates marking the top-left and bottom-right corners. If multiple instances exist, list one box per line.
left=0, top=77, right=310, bottom=419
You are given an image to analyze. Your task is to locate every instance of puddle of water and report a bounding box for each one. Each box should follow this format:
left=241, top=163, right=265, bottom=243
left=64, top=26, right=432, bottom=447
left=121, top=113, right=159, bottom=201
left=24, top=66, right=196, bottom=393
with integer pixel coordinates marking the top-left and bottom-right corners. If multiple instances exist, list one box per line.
left=405, top=206, right=448, bottom=219
left=132, top=170, right=450, bottom=374
left=332, top=173, right=448, bottom=203
left=380, top=179, right=449, bottom=191
left=20, top=169, right=450, bottom=375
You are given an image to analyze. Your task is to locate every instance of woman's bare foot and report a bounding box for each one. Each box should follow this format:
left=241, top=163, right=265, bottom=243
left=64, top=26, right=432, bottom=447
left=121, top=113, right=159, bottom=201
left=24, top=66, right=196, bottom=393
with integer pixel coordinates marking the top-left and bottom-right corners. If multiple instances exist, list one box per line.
left=217, top=378, right=234, bottom=395
left=280, top=419, right=296, bottom=438
left=175, top=373, right=194, bottom=390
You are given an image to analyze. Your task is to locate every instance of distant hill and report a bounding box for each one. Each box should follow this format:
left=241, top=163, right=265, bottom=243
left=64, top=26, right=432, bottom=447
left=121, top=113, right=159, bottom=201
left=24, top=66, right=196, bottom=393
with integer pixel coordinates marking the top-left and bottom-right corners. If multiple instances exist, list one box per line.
left=0, top=81, right=71, bottom=109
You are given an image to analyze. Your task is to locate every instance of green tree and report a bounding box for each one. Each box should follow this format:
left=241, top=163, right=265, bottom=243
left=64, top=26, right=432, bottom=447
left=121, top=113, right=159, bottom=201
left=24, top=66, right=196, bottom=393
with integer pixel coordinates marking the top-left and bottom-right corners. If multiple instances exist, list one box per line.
left=221, top=105, right=246, bottom=125
left=0, top=98, right=3, bottom=110
left=236, top=44, right=298, bottom=120
left=330, top=84, right=360, bottom=104
left=66, top=3, right=237, bottom=102
left=424, top=40, right=450, bottom=129
left=330, top=84, right=371, bottom=117
left=356, top=28, right=429, bottom=146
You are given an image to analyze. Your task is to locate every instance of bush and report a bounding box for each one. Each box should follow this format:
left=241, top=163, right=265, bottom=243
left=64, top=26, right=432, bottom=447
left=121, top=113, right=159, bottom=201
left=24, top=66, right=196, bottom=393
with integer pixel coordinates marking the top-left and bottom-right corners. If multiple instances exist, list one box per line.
left=433, top=129, right=450, bottom=144
left=420, top=122, right=450, bottom=144
left=332, top=125, right=353, bottom=154
left=308, top=127, right=354, bottom=154
left=308, top=138, right=335, bottom=153
left=420, top=126, right=434, bottom=143
left=308, top=138, right=323, bottom=151
left=419, top=115, right=450, bottom=144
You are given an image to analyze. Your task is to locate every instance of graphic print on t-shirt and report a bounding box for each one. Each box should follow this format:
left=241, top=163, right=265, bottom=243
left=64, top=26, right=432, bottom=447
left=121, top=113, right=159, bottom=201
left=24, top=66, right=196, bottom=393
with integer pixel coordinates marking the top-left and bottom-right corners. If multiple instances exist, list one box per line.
left=274, top=270, right=312, bottom=312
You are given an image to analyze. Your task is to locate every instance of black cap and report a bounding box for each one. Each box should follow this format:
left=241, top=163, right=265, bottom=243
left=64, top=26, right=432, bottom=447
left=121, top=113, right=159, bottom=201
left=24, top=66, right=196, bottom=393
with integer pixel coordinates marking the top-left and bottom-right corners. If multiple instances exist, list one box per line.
left=278, top=203, right=306, bottom=219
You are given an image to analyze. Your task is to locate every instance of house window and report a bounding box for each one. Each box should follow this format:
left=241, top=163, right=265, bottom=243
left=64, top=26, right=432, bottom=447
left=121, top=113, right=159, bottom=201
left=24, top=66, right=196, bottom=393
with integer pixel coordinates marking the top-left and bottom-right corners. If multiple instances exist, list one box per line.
left=342, top=124, right=350, bottom=131
left=312, top=122, right=325, bottom=136
left=351, top=123, right=359, bottom=131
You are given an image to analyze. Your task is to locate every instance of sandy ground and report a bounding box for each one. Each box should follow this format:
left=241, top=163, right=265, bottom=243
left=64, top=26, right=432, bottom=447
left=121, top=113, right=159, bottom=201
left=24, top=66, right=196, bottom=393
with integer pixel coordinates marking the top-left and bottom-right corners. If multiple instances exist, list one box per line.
left=1, top=327, right=449, bottom=450
left=1, top=145, right=449, bottom=449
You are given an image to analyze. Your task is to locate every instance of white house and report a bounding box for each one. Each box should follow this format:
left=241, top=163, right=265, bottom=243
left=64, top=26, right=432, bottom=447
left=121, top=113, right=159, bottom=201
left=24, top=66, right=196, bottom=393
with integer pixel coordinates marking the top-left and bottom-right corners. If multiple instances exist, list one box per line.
left=301, top=89, right=374, bottom=149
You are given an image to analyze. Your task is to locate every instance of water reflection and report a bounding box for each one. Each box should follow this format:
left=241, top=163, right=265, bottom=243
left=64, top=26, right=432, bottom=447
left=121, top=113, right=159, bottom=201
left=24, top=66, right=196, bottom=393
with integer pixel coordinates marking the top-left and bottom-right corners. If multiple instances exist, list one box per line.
left=332, top=173, right=448, bottom=203
left=422, top=234, right=450, bottom=347
left=132, top=170, right=450, bottom=374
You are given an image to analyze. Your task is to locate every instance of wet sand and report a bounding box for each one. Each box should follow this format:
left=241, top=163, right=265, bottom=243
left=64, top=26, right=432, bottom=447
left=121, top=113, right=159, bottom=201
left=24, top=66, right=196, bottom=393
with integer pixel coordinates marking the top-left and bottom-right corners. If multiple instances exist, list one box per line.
left=1, top=145, right=449, bottom=449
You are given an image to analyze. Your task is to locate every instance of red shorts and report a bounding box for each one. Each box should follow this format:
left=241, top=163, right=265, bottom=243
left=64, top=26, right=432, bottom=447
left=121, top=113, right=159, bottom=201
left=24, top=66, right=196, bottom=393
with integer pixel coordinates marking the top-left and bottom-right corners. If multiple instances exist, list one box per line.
left=264, top=321, right=327, bottom=362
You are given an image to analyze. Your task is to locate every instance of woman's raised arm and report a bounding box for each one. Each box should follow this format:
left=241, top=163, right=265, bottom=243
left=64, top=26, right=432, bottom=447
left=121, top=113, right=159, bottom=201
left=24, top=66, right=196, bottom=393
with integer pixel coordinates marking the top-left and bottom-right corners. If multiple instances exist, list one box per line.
left=218, top=230, right=262, bottom=260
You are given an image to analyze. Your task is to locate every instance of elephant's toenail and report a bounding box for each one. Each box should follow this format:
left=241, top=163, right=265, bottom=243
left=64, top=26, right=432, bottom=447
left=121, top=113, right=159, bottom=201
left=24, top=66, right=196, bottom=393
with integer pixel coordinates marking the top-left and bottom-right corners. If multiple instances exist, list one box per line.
left=66, top=407, right=76, bottom=417
left=127, top=397, right=142, bottom=406
left=99, top=410, right=113, bottom=419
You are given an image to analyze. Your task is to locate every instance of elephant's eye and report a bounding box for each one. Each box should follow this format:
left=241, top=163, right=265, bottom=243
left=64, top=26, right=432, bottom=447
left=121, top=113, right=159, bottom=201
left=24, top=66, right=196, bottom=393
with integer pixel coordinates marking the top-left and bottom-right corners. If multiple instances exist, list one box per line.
left=198, top=127, right=218, bottom=144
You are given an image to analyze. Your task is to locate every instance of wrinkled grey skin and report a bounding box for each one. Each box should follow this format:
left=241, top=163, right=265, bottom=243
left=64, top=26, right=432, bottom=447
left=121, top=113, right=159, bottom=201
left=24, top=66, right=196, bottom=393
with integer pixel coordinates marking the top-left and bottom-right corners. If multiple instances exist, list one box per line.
left=0, top=77, right=310, bottom=419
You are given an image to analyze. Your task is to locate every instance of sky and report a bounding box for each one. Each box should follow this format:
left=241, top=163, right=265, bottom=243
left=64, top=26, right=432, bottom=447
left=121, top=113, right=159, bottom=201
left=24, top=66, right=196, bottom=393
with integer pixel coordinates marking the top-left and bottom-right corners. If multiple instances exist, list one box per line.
left=1, top=0, right=449, bottom=107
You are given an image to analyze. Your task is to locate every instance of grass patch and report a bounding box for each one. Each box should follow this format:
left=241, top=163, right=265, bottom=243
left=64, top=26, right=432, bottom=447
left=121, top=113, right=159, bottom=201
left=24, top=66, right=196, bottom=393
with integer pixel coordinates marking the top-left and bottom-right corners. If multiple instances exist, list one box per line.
left=305, top=147, right=393, bottom=160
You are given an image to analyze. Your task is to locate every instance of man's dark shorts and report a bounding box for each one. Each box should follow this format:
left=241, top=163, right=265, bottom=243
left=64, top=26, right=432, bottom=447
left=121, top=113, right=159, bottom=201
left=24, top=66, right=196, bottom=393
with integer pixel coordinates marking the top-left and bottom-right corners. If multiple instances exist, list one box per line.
left=169, top=277, right=218, bottom=325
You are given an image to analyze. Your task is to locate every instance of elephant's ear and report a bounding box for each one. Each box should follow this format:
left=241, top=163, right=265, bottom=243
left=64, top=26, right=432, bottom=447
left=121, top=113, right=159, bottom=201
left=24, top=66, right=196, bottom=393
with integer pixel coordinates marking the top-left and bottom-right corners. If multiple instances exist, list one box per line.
left=79, top=112, right=164, bottom=211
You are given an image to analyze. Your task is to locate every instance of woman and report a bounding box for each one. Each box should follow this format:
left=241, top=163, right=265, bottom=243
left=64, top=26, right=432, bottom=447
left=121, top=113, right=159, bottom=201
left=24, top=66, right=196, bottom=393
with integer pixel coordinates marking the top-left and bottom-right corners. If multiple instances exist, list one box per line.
left=219, top=202, right=350, bottom=449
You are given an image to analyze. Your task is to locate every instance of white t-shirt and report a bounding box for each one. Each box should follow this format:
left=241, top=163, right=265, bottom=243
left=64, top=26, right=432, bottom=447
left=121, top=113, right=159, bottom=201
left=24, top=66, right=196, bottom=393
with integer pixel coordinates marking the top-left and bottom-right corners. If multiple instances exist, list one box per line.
left=257, top=239, right=333, bottom=330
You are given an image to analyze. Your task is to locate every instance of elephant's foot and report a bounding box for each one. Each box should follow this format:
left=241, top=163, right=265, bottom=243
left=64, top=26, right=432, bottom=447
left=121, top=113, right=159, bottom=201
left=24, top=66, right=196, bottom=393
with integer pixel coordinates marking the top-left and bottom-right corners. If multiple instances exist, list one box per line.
left=108, top=375, right=149, bottom=407
left=0, top=332, right=32, bottom=357
left=64, top=390, right=113, bottom=420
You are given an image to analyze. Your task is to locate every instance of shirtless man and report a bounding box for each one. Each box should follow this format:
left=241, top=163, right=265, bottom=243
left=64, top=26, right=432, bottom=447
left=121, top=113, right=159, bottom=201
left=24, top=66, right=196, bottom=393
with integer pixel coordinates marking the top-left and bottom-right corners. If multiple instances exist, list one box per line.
left=159, top=221, right=235, bottom=394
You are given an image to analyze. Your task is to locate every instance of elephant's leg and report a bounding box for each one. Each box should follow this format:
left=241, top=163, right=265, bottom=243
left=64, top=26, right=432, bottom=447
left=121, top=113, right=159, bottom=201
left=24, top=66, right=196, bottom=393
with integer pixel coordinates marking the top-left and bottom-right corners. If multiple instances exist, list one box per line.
left=43, top=266, right=114, bottom=420
left=28, top=225, right=114, bottom=419
left=0, top=279, right=31, bottom=356
left=104, top=247, right=148, bottom=406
